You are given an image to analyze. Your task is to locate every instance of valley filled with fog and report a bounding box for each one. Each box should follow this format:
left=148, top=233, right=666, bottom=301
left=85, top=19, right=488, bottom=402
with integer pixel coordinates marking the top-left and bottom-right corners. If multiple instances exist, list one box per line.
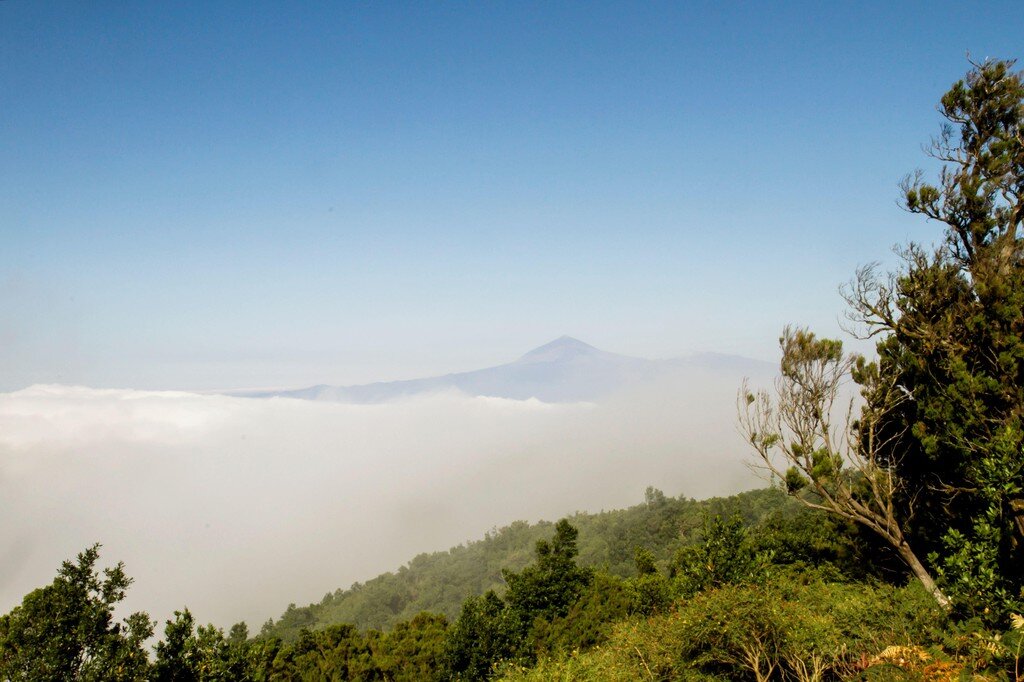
left=0, top=341, right=769, bottom=630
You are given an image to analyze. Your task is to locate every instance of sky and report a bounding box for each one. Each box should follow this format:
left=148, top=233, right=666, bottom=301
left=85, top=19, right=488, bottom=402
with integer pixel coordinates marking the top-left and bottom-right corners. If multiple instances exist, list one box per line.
left=2, top=1, right=1023, bottom=632
left=1, top=2, right=1022, bottom=391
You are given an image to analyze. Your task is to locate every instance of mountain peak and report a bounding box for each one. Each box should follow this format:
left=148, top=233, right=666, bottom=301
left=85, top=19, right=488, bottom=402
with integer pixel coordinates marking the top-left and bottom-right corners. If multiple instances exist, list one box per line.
left=518, top=336, right=600, bottom=363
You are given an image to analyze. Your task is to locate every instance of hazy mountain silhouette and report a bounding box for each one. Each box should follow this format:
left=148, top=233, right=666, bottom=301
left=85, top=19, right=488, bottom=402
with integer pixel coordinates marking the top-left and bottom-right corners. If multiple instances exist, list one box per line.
left=237, top=336, right=772, bottom=403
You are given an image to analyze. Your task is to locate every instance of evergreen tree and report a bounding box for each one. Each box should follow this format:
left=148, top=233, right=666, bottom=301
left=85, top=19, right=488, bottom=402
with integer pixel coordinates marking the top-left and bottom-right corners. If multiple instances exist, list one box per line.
left=744, top=58, right=1024, bottom=620
left=0, top=545, right=153, bottom=681
left=849, top=58, right=1024, bottom=620
left=443, top=520, right=593, bottom=679
left=502, top=519, right=593, bottom=628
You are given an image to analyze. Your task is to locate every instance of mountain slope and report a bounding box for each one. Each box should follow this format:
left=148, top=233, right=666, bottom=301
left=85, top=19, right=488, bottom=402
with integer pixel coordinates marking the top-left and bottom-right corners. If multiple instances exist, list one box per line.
left=258, top=487, right=793, bottom=640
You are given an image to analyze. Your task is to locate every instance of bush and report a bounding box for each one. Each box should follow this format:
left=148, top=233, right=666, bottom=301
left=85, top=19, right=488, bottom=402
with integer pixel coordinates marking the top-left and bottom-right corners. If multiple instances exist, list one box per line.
left=670, top=514, right=768, bottom=597
left=498, top=574, right=945, bottom=682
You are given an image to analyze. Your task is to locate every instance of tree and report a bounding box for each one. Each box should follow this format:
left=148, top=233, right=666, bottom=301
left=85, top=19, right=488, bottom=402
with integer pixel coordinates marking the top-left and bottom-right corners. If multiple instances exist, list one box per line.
left=627, top=547, right=672, bottom=616
left=671, top=513, right=767, bottom=597
left=443, top=520, right=593, bottom=679
left=152, top=609, right=199, bottom=681
left=850, top=58, right=1024, bottom=620
left=373, top=612, right=449, bottom=682
left=502, top=519, right=593, bottom=627
left=741, top=58, right=1024, bottom=618
left=442, top=591, right=515, bottom=681
left=226, top=622, right=248, bottom=646
left=739, top=327, right=948, bottom=606
left=0, top=544, right=153, bottom=681
left=152, top=609, right=248, bottom=681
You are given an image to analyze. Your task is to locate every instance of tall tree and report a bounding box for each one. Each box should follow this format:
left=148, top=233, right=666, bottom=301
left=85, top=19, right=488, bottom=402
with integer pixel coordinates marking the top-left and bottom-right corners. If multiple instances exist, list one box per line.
left=848, top=58, right=1024, bottom=619
left=742, top=59, right=1024, bottom=616
left=502, top=519, right=593, bottom=627
left=443, top=519, right=593, bottom=680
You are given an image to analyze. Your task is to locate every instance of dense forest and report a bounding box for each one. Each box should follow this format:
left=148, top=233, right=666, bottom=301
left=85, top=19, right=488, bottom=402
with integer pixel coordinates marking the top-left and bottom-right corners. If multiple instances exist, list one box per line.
left=0, top=488, right=930, bottom=680
left=3, top=58, right=1024, bottom=680
left=259, top=487, right=799, bottom=639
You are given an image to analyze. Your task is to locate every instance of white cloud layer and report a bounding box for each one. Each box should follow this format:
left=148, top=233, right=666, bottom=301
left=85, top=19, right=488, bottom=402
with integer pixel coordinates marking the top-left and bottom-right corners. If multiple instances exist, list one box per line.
left=0, top=377, right=759, bottom=630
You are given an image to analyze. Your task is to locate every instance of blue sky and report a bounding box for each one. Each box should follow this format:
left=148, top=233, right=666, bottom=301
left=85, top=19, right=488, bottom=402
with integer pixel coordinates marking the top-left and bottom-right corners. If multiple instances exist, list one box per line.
left=2, top=1, right=1022, bottom=390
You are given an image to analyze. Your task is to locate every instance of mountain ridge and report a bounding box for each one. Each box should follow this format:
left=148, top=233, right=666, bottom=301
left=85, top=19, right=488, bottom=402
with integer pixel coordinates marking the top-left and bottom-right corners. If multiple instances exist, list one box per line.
left=232, top=337, right=772, bottom=404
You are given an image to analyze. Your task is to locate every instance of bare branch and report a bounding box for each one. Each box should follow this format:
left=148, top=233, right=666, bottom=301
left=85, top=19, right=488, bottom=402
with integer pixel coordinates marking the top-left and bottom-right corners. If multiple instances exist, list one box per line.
left=737, top=327, right=949, bottom=608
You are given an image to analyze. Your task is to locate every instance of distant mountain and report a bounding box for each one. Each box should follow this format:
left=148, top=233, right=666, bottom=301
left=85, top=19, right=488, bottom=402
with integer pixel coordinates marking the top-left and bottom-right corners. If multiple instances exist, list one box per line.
left=235, top=336, right=773, bottom=404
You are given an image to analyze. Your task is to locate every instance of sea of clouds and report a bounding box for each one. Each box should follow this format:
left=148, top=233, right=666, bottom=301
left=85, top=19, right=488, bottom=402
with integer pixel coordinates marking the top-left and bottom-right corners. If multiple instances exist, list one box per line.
left=0, top=376, right=760, bottom=631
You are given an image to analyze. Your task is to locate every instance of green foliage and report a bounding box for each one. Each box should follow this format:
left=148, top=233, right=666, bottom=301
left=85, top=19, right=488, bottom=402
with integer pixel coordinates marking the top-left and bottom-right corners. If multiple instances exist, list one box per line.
left=0, top=544, right=153, bottom=681
left=932, top=615, right=1024, bottom=678
left=152, top=610, right=198, bottom=681
left=931, top=508, right=1014, bottom=619
left=633, top=546, right=658, bottom=576
left=269, top=623, right=380, bottom=680
left=532, top=572, right=631, bottom=655
left=779, top=328, right=844, bottom=384
left=0, top=485, right=987, bottom=681
left=229, top=614, right=449, bottom=681
left=751, top=504, right=904, bottom=582
left=371, top=612, right=448, bottom=682
left=499, top=576, right=944, bottom=682
left=259, top=487, right=791, bottom=641
left=627, top=547, right=673, bottom=616
left=152, top=609, right=251, bottom=682
left=783, top=466, right=809, bottom=494
left=260, top=520, right=550, bottom=640
left=442, top=591, right=517, bottom=681
left=227, top=623, right=248, bottom=648
left=503, top=519, right=594, bottom=629
left=443, top=520, right=594, bottom=679
left=858, top=58, right=1024, bottom=622
left=670, top=514, right=768, bottom=597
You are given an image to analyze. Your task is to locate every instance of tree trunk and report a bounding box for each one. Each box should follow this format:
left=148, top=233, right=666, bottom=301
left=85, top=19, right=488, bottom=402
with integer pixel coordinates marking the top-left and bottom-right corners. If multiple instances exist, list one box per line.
left=1008, top=496, right=1024, bottom=548
left=895, top=541, right=950, bottom=609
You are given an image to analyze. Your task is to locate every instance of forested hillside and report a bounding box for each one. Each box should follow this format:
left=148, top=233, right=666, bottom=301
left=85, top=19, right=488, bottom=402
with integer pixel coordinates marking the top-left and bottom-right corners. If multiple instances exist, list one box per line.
left=258, top=486, right=815, bottom=639
left=0, top=485, right=940, bottom=680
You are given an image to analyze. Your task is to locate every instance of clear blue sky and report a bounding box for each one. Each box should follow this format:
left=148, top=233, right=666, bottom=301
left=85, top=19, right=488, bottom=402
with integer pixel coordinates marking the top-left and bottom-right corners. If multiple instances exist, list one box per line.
left=1, top=1, right=1021, bottom=390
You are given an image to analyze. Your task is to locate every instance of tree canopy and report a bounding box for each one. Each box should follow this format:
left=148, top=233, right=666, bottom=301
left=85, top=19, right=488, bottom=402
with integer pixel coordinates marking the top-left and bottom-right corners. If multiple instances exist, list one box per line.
left=0, top=544, right=153, bottom=681
left=742, top=58, right=1024, bottom=622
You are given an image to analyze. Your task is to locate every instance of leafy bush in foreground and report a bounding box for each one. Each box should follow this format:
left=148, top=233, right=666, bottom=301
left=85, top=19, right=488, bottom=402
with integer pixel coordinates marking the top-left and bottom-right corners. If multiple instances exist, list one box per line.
left=500, top=575, right=944, bottom=682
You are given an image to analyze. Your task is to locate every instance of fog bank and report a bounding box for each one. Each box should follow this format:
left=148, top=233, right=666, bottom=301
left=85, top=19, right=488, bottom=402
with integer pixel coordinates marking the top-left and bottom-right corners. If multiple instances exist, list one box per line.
left=0, top=374, right=760, bottom=629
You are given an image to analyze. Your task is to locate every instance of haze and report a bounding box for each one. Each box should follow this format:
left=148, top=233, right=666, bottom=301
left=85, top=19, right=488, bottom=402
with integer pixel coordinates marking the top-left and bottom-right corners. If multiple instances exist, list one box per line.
left=0, top=364, right=761, bottom=629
